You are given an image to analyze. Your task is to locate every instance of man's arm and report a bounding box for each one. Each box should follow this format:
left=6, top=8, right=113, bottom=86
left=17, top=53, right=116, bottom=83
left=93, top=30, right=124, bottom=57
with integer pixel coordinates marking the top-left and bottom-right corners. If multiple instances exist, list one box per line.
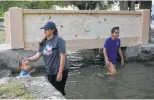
left=118, top=39, right=124, bottom=61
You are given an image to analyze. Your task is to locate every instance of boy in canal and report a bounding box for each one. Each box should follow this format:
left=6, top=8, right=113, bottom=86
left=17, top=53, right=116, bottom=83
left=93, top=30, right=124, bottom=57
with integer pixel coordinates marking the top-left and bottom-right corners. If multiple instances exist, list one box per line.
left=18, top=58, right=35, bottom=77
left=103, top=27, right=124, bottom=76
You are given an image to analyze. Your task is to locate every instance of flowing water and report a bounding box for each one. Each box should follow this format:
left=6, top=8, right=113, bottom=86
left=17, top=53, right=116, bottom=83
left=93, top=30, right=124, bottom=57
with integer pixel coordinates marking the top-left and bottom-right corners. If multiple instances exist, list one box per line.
left=13, top=49, right=154, bottom=99
left=66, top=50, right=154, bottom=99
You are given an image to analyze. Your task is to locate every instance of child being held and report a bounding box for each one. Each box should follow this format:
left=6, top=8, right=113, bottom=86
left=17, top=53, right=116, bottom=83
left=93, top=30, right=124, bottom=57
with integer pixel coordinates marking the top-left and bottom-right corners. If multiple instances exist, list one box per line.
left=18, top=58, right=35, bottom=77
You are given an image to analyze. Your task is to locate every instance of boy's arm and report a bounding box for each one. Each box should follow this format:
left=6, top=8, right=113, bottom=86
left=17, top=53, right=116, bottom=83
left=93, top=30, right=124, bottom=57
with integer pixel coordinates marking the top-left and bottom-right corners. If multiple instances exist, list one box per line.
left=103, top=38, right=109, bottom=62
left=103, top=48, right=109, bottom=62
left=118, top=48, right=124, bottom=61
left=118, top=39, right=124, bottom=61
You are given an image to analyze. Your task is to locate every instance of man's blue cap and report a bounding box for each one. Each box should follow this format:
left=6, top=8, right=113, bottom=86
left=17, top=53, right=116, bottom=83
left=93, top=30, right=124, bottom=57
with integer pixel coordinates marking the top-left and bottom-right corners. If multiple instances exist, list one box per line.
left=41, top=21, right=56, bottom=30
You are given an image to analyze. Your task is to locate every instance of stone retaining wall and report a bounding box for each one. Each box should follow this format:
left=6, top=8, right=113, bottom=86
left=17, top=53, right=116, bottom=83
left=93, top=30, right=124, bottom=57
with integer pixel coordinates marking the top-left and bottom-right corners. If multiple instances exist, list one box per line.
left=0, top=76, right=66, bottom=99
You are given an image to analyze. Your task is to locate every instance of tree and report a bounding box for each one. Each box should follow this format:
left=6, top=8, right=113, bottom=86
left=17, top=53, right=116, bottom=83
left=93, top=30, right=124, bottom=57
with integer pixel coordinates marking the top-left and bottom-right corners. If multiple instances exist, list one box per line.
left=26, top=1, right=57, bottom=9
left=139, top=0, right=152, bottom=30
left=0, top=1, right=116, bottom=16
left=0, top=1, right=30, bottom=16
left=139, top=0, right=152, bottom=10
left=69, top=1, right=115, bottom=10
left=119, top=0, right=152, bottom=11
left=0, top=1, right=57, bottom=16
left=119, top=1, right=136, bottom=11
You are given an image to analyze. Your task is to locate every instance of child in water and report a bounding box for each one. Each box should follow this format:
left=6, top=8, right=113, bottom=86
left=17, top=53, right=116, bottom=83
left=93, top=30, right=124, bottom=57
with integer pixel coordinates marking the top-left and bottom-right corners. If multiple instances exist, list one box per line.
left=18, top=58, right=35, bottom=77
left=103, top=27, right=124, bottom=76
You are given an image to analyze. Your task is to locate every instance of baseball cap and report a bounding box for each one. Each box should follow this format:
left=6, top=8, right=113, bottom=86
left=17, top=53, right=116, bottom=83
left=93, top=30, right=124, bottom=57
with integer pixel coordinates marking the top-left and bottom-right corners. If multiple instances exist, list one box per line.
left=40, top=21, right=56, bottom=30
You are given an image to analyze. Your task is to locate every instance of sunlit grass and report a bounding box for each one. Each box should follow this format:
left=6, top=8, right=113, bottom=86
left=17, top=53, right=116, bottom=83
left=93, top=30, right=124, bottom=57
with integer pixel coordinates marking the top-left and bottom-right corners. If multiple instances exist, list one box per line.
left=0, top=82, right=34, bottom=99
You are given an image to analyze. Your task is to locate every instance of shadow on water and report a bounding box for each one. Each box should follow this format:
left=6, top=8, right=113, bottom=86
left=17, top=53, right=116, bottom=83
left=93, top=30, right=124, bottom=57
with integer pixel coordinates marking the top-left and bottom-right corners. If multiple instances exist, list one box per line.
left=12, top=49, right=154, bottom=99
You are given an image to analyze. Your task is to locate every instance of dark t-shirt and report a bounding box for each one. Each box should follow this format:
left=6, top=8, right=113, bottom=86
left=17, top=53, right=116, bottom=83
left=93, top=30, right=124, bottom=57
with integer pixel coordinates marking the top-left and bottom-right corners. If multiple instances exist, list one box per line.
left=104, top=37, right=120, bottom=64
left=38, top=35, right=69, bottom=75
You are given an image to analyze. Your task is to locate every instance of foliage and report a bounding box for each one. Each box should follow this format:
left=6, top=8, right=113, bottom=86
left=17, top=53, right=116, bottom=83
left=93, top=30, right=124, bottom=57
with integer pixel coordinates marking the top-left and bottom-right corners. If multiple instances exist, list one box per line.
left=140, top=0, right=152, bottom=10
left=0, top=1, right=116, bottom=16
left=68, top=1, right=116, bottom=10
left=0, top=82, right=34, bottom=99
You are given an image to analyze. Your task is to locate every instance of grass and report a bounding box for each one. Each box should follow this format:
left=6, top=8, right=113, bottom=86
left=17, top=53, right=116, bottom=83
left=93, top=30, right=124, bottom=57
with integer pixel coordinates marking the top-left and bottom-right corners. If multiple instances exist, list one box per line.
left=0, top=82, right=34, bottom=99
left=0, top=30, right=5, bottom=43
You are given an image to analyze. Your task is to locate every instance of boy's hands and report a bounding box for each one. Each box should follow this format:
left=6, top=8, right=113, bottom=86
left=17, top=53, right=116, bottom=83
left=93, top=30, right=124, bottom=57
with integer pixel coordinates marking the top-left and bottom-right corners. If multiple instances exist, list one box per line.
left=105, top=59, right=111, bottom=67
left=106, top=60, right=110, bottom=66
left=29, top=69, right=36, bottom=73
left=22, top=65, right=31, bottom=71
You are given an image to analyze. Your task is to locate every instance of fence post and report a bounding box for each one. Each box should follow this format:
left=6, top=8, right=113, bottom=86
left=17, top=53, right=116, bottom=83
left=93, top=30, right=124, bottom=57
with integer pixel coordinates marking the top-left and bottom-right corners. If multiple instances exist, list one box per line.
left=9, top=7, right=24, bottom=49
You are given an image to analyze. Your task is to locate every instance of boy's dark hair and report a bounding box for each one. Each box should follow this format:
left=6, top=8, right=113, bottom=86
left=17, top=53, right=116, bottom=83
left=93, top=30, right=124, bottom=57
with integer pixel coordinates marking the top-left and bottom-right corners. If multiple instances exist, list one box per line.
left=111, top=27, right=119, bottom=33
left=18, top=58, right=24, bottom=67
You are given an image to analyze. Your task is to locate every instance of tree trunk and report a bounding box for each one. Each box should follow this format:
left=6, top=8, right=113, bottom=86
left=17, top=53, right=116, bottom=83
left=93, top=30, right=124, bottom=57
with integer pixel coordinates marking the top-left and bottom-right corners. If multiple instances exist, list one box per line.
left=129, top=1, right=135, bottom=10
left=139, top=1, right=152, bottom=30
left=120, top=1, right=128, bottom=10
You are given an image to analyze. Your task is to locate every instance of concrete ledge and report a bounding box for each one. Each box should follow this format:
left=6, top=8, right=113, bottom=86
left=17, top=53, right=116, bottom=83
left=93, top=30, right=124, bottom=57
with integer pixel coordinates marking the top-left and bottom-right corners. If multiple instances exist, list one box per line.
left=23, top=9, right=142, bottom=15
left=66, top=37, right=141, bottom=51
left=0, top=44, right=11, bottom=51
left=0, top=76, right=66, bottom=99
left=124, top=43, right=154, bottom=61
left=0, top=46, right=44, bottom=71
left=24, top=37, right=141, bottom=51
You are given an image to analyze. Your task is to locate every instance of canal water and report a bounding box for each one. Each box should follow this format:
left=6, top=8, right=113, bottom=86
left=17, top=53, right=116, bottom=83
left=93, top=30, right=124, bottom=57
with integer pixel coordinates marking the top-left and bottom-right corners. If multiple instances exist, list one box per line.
left=14, top=49, right=154, bottom=99
left=65, top=50, right=154, bottom=99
